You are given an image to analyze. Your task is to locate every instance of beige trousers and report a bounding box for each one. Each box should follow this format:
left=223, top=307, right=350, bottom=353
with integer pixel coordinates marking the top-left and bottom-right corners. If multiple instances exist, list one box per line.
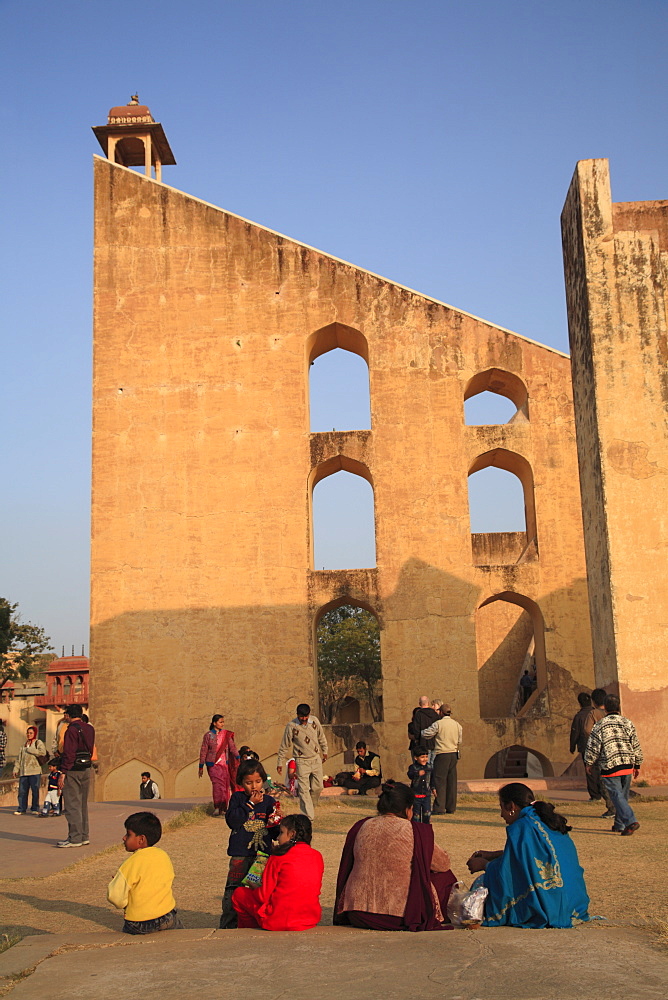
left=295, top=757, right=323, bottom=820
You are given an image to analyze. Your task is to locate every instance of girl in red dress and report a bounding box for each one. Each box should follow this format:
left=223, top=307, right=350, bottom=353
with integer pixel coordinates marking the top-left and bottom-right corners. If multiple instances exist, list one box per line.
left=233, top=814, right=324, bottom=931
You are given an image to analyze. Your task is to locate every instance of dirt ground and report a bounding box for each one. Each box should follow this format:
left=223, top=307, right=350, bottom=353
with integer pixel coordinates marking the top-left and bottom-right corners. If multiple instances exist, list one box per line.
left=2, top=795, right=666, bottom=942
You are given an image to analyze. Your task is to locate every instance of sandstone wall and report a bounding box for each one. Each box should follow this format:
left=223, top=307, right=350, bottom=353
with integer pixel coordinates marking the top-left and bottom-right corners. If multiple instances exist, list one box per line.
left=91, top=157, right=594, bottom=798
left=562, top=159, right=668, bottom=782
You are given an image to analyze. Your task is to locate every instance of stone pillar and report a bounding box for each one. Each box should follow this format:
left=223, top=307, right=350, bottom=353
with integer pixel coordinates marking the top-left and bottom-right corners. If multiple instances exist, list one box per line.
left=562, top=158, right=668, bottom=782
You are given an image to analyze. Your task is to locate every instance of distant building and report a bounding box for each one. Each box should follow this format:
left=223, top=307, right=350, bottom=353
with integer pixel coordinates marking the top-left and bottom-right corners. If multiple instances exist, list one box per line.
left=0, top=655, right=91, bottom=768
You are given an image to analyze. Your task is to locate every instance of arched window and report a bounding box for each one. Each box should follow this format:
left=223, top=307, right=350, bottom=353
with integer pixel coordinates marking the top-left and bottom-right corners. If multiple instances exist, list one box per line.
left=464, top=368, right=529, bottom=425
left=74, top=676, right=84, bottom=697
left=468, top=449, right=537, bottom=565
left=307, top=323, right=371, bottom=432
left=310, top=457, right=376, bottom=570
left=476, top=591, right=546, bottom=719
left=62, top=676, right=72, bottom=700
left=315, top=600, right=383, bottom=723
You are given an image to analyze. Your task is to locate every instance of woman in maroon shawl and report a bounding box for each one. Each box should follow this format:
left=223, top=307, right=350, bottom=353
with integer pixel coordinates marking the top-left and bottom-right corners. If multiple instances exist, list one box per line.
left=334, top=780, right=456, bottom=931
left=198, top=713, right=239, bottom=815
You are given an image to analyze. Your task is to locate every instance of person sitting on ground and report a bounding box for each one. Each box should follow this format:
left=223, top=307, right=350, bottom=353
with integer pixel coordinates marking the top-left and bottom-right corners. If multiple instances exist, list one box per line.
left=338, top=741, right=382, bottom=796
left=466, top=782, right=590, bottom=928
left=220, top=759, right=282, bottom=928
left=407, top=746, right=432, bottom=823
left=232, top=813, right=324, bottom=930
left=139, top=771, right=161, bottom=800
left=107, top=811, right=183, bottom=935
left=40, top=760, right=63, bottom=816
left=334, top=780, right=457, bottom=931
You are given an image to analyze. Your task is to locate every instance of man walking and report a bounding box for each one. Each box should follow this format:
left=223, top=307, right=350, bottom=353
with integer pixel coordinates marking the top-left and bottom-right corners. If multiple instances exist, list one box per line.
left=570, top=692, right=601, bottom=800
left=584, top=694, right=643, bottom=836
left=276, top=703, right=328, bottom=821
left=57, top=704, right=95, bottom=848
left=421, top=704, right=462, bottom=814
left=588, top=688, right=615, bottom=818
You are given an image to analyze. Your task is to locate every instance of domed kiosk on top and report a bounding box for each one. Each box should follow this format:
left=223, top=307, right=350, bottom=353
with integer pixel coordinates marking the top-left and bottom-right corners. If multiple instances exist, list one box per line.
left=92, top=95, right=175, bottom=181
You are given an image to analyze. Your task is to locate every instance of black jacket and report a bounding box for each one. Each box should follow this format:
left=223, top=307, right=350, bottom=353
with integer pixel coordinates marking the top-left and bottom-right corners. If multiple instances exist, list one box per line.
left=408, top=706, right=438, bottom=750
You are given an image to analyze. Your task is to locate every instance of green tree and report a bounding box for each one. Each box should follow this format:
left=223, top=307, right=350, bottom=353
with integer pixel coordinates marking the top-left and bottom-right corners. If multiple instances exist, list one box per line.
left=317, top=605, right=382, bottom=722
left=0, top=598, right=53, bottom=688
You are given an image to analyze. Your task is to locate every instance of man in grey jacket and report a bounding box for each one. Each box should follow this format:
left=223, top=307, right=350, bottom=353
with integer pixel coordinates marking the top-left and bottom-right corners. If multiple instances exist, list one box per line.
left=276, top=703, right=328, bottom=820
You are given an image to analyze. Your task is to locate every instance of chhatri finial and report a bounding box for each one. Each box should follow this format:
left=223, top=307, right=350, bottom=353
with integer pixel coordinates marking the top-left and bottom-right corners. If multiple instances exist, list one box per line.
left=92, top=97, right=176, bottom=181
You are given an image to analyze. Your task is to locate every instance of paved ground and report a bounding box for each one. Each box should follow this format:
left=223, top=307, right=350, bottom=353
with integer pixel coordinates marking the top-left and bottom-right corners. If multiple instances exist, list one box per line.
left=1, top=791, right=667, bottom=998
left=0, top=799, right=210, bottom=878
left=2, top=925, right=667, bottom=1000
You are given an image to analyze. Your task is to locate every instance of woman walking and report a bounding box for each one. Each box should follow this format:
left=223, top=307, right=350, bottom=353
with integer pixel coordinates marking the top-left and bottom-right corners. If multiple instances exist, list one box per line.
left=198, top=714, right=239, bottom=815
left=13, top=725, right=47, bottom=815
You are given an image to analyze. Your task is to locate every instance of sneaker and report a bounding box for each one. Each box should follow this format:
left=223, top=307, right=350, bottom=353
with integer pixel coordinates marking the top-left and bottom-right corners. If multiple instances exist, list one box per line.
left=56, top=840, right=83, bottom=848
left=611, top=825, right=623, bottom=833
left=621, top=822, right=640, bottom=836
left=13, top=811, right=26, bottom=815
left=600, top=810, right=615, bottom=818
left=30, top=810, right=41, bottom=815
left=82, top=840, right=90, bottom=845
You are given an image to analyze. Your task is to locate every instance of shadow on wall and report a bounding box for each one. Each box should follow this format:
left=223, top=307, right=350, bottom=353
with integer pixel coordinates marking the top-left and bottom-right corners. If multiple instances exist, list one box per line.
left=477, top=602, right=534, bottom=718
left=90, top=557, right=592, bottom=799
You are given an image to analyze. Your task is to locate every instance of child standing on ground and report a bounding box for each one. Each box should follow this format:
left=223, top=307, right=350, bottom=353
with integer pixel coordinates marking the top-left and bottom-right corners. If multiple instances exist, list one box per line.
left=40, top=761, right=62, bottom=816
left=107, top=811, right=183, bottom=935
left=220, top=759, right=281, bottom=928
left=408, top=747, right=433, bottom=823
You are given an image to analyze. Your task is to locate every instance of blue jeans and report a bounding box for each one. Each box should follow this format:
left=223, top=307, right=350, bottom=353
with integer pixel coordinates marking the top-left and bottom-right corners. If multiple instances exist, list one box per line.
left=602, top=774, right=637, bottom=830
left=18, top=774, right=41, bottom=812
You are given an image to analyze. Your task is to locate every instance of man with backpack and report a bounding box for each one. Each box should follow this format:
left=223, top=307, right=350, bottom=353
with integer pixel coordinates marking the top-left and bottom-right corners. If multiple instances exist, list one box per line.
left=57, top=704, right=95, bottom=848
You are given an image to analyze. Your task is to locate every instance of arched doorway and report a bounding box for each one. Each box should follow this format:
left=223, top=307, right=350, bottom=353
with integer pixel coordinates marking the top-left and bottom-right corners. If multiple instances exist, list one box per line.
left=315, top=599, right=383, bottom=723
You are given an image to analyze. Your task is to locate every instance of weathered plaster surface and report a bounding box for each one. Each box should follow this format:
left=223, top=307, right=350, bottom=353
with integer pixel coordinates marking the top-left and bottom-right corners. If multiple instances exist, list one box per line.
left=562, top=159, right=668, bottom=781
left=91, top=158, right=594, bottom=797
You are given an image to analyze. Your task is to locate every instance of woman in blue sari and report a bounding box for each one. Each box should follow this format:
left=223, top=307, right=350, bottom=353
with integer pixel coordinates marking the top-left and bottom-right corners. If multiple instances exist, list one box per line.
left=467, top=783, right=590, bottom=928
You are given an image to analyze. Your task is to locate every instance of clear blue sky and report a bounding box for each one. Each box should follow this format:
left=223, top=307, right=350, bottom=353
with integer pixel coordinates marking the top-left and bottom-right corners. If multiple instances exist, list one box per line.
left=1, top=1, right=666, bottom=652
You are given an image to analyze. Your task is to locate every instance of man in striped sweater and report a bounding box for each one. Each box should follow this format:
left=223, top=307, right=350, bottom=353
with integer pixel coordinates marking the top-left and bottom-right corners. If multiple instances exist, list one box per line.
left=584, top=694, right=643, bottom=836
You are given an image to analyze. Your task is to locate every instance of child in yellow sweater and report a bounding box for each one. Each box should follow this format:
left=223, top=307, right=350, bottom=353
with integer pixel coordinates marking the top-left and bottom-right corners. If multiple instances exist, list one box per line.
left=107, top=811, right=183, bottom=935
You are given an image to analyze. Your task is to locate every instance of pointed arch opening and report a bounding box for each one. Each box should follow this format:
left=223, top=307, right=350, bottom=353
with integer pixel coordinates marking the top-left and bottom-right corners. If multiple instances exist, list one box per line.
left=476, top=591, right=547, bottom=719
left=315, top=599, right=383, bottom=723
left=464, top=368, right=529, bottom=425
left=468, top=449, right=537, bottom=565
left=484, top=745, right=554, bottom=779
left=310, top=457, right=376, bottom=570
left=307, top=324, right=371, bottom=433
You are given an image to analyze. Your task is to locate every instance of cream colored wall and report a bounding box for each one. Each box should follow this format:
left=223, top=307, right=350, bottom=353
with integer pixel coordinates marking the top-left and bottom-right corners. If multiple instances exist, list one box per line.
left=91, top=157, right=594, bottom=799
left=562, top=159, right=668, bottom=782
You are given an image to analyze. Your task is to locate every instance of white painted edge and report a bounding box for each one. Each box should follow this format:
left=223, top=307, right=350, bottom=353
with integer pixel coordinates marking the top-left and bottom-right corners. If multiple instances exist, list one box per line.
left=94, top=156, right=570, bottom=360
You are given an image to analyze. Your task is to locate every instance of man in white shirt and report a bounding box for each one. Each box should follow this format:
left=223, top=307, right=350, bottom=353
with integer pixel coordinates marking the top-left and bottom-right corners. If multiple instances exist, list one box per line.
left=139, top=771, right=161, bottom=800
left=422, top=704, right=462, bottom=814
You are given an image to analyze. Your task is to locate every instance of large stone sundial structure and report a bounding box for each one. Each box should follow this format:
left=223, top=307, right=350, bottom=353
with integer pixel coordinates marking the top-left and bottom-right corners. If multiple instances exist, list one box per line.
left=89, top=98, right=667, bottom=798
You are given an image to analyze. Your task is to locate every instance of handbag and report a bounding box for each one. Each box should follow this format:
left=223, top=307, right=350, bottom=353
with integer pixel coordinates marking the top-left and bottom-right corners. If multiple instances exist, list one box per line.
left=71, top=726, right=93, bottom=771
